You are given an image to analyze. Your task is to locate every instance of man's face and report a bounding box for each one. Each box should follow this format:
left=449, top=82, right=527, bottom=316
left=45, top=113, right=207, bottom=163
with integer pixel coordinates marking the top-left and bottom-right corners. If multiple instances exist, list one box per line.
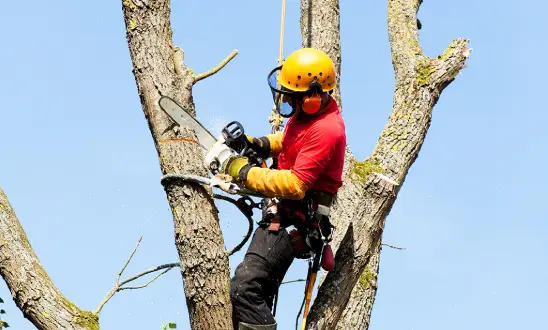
left=281, top=92, right=303, bottom=112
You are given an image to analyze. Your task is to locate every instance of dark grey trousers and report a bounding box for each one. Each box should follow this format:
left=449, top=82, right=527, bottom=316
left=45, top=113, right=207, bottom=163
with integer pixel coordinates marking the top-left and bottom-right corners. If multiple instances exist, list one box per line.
left=230, top=225, right=295, bottom=327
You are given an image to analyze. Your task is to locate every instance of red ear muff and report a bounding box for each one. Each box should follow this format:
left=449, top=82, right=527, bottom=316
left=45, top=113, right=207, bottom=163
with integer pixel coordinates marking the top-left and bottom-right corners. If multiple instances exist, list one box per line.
left=302, top=95, right=322, bottom=114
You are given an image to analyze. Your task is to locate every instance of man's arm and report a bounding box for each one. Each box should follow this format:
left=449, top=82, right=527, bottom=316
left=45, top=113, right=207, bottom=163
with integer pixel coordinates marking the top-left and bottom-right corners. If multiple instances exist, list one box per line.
left=241, top=126, right=340, bottom=200
left=265, top=131, right=283, bottom=156
left=243, top=168, right=308, bottom=200
left=246, top=131, right=284, bottom=159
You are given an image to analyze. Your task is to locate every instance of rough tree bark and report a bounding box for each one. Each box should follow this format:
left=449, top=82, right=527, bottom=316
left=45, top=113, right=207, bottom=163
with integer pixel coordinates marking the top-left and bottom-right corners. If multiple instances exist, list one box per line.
left=119, top=1, right=233, bottom=329
left=301, top=0, right=342, bottom=109
left=0, top=190, right=99, bottom=330
left=336, top=242, right=382, bottom=330
left=300, top=0, right=384, bottom=328
left=302, top=0, right=471, bottom=329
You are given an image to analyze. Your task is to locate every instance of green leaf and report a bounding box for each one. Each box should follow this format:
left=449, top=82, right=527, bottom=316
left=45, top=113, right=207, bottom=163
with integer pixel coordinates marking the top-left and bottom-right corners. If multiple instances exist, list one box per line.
left=168, top=323, right=177, bottom=329
left=0, top=297, right=4, bottom=303
left=0, top=309, right=5, bottom=314
left=1, top=321, right=10, bottom=328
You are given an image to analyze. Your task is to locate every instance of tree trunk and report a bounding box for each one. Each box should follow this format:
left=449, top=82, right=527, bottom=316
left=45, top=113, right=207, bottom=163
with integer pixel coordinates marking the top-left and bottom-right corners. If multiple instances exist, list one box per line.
left=302, top=0, right=471, bottom=329
left=300, top=0, right=382, bottom=328
left=0, top=189, right=99, bottom=330
left=120, top=1, right=233, bottom=329
left=336, top=242, right=381, bottom=330
left=300, top=0, right=342, bottom=109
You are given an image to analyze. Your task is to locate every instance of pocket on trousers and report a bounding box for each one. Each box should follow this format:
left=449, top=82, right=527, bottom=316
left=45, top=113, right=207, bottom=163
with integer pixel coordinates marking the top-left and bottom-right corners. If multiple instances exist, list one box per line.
left=246, top=228, right=294, bottom=274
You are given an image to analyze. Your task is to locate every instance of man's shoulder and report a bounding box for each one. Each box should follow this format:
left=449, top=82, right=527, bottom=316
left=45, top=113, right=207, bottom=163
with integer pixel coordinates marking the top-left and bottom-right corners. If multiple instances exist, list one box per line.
left=315, top=108, right=345, bottom=137
left=307, top=118, right=345, bottom=150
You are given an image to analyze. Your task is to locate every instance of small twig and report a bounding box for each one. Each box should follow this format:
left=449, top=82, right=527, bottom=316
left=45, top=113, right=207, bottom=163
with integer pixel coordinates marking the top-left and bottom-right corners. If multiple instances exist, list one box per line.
left=193, top=50, right=238, bottom=84
left=382, top=243, right=406, bottom=250
left=119, top=262, right=180, bottom=287
left=116, top=236, right=143, bottom=287
left=119, top=268, right=173, bottom=291
left=282, top=279, right=306, bottom=285
left=95, top=236, right=180, bottom=315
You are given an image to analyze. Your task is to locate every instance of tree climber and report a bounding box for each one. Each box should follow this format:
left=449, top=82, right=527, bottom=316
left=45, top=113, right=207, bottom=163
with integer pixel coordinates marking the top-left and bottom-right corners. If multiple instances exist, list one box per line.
left=219, top=48, right=346, bottom=330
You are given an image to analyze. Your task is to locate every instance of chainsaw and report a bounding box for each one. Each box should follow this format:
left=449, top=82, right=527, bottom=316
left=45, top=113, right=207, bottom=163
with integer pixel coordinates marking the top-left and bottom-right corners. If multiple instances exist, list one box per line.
left=158, top=95, right=265, bottom=196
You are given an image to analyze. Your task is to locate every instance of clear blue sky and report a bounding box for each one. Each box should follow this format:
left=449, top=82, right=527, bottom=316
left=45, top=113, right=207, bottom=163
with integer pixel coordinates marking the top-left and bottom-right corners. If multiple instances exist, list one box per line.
left=1, top=0, right=546, bottom=329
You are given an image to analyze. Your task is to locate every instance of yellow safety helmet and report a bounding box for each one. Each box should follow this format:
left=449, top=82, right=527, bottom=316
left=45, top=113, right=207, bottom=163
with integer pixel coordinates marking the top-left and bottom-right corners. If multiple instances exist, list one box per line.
left=277, top=48, right=337, bottom=92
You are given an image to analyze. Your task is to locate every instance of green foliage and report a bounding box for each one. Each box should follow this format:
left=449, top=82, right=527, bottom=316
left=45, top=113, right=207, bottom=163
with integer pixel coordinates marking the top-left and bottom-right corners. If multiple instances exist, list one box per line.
left=161, top=321, right=177, bottom=329
left=0, top=297, right=7, bottom=328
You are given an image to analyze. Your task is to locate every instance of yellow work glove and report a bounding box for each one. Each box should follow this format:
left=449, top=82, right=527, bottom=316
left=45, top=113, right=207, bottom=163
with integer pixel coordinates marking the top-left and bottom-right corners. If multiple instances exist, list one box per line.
left=221, top=156, right=252, bottom=181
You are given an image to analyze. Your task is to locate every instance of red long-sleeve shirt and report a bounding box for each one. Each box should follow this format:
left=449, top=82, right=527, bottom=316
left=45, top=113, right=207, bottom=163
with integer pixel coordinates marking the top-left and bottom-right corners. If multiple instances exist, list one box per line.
left=277, top=97, right=346, bottom=194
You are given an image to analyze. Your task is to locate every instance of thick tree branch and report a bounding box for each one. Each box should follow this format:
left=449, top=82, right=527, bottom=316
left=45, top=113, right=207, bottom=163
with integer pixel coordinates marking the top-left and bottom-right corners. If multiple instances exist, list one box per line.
left=0, top=189, right=99, bottom=330
left=388, top=0, right=423, bottom=74
left=193, top=50, right=238, bottom=84
left=303, top=0, right=470, bottom=329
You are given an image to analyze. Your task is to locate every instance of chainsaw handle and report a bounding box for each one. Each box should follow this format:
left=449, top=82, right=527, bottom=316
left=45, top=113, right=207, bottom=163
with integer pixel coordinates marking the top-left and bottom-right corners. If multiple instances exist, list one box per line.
left=222, top=120, right=266, bottom=166
left=222, top=121, right=247, bottom=153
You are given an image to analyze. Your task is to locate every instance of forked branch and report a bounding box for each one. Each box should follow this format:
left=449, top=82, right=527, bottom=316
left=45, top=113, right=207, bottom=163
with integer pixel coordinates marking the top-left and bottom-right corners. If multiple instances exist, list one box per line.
left=303, top=0, right=471, bottom=328
left=95, top=237, right=179, bottom=314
